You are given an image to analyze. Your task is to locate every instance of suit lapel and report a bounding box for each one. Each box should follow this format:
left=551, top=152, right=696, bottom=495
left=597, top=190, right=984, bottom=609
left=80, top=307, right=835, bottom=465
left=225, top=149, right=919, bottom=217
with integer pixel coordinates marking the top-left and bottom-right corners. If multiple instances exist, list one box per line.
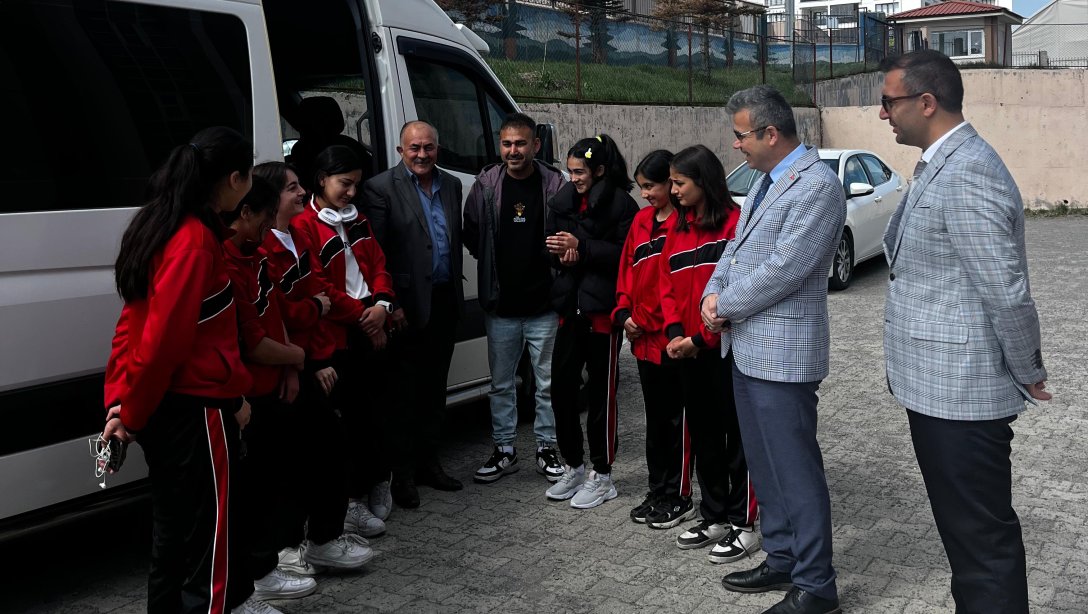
left=438, top=169, right=457, bottom=242
left=735, top=148, right=818, bottom=246
left=392, top=161, right=430, bottom=234
left=887, top=124, right=978, bottom=266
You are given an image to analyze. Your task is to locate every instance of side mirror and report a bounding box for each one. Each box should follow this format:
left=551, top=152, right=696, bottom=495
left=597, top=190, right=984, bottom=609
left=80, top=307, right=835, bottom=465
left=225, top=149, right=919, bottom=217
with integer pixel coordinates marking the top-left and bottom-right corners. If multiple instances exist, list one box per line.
left=536, top=123, right=557, bottom=166
left=848, top=182, right=875, bottom=198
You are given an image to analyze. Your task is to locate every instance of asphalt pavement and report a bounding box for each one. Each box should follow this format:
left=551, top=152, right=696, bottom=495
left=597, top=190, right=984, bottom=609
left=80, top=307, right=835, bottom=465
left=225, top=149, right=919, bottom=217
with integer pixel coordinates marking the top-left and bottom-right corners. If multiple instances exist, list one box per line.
left=4, top=216, right=1086, bottom=614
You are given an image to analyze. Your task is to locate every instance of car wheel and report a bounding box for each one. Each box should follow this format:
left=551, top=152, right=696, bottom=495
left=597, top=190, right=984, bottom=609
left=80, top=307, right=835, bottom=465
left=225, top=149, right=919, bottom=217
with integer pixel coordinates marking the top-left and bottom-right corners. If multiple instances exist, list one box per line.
left=829, top=231, right=853, bottom=291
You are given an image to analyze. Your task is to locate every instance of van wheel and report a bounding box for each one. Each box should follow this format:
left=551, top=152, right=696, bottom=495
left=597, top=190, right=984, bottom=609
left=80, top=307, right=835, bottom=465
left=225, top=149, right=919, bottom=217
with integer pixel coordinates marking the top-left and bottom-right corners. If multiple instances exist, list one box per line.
left=829, top=231, right=853, bottom=291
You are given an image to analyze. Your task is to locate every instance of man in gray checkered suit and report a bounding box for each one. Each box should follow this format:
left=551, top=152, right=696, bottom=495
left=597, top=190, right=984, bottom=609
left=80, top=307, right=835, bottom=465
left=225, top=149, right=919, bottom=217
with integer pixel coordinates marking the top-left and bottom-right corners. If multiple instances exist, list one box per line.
left=879, top=50, right=1050, bottom=614
left=702, top=85, right=846, bottom=614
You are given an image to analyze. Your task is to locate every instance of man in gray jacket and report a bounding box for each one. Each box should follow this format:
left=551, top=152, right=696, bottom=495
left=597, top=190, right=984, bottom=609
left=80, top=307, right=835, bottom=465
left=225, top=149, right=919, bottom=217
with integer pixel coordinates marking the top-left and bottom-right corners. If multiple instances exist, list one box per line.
left=463, top=113, right=567, bottom=485
left=880, top=50, right=1049, bottom=614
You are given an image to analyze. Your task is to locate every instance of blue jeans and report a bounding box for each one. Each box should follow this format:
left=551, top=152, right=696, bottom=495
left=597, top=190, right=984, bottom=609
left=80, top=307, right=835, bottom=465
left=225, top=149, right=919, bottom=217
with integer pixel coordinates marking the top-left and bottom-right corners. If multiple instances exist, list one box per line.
left=484, top=312, right=558, bottom=447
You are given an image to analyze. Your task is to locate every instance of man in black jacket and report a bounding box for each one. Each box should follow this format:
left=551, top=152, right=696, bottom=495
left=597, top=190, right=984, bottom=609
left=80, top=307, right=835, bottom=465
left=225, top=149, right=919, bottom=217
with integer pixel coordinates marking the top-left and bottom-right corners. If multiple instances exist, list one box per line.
left=362, top=121, right=464, bottom=508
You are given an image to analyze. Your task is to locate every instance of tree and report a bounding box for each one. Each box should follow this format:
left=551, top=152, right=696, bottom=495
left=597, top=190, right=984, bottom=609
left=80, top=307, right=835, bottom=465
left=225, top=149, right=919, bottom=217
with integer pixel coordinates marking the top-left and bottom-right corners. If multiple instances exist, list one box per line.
left=560, top=0, right=626, bottom=65
left=654, top=0, right=764, bottom=76
left=434, top=0, right=495, bottom=30
left=499, top=0, right=526, bottom=60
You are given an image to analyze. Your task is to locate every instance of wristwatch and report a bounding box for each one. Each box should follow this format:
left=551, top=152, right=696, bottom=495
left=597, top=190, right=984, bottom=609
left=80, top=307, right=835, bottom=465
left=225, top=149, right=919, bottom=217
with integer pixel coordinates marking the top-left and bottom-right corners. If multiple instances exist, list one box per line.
left=376, top=300, right=393, bottom=314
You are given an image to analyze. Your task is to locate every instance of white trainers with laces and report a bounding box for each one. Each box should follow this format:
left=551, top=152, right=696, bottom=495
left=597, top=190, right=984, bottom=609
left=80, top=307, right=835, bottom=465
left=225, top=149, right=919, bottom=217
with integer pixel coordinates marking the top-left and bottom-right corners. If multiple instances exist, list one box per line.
left=369, top=476, right=393, bottom=521
left=231, top=595, right=283, bottom=614
left=570, top=471, right=618, bottom=509
left=545, top=465, right=586, bottom=500
left=344, top=501, right=386, bottom=537
left=277, top=545, right=323, bottom=576
left=302, top=534, right=376, bottom=570
left=708, top=524, right=762, bottom=564
left=252, top=567, right=317, bottom=600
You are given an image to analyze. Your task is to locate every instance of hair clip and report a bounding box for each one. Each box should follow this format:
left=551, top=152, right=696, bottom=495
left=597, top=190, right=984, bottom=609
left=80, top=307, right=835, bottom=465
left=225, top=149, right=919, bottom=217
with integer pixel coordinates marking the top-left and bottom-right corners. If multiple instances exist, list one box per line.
left=584, top=147, right=593, bottom=159
left=595, top=135, right=603, bottom=142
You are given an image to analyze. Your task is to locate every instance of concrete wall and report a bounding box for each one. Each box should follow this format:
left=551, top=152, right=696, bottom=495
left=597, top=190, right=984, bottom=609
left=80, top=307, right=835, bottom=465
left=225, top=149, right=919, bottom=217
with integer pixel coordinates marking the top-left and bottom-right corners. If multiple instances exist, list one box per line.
left=521, top=103, right=821, bottom=174
left=819, top=69, right=1087, bottom=209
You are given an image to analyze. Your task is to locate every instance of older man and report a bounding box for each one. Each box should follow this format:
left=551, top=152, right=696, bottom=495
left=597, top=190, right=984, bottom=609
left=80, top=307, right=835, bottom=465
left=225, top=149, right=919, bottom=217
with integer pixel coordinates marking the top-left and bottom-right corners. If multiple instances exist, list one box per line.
left=362, top=121, right=464, bottom=508
left=701, top=85, right=845, bottom=614
left=879, top=50, right=1049, bottom=614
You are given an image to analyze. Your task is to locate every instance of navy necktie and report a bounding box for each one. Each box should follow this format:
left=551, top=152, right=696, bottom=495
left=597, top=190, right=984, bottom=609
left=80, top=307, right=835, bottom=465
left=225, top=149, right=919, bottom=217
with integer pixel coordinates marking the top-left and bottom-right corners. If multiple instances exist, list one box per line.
left=751, top=174, right=773, bottom=213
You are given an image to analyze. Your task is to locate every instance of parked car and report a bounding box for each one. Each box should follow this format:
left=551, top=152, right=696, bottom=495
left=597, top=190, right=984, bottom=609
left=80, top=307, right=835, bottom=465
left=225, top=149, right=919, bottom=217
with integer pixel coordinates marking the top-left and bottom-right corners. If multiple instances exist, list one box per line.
left=726, top=148, right=905, bottom=290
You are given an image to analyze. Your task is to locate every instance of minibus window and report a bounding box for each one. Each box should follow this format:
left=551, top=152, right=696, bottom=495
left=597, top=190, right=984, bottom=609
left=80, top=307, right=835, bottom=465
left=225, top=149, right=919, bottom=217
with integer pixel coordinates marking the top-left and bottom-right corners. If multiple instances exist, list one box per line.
left=404, top=58, right=493, bottom=174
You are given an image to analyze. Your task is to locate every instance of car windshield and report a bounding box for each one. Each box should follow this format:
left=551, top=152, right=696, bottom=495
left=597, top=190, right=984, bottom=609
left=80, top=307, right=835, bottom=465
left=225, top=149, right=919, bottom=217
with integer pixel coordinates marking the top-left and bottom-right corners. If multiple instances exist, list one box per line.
left=822, top=158, right=838, bottom=174
left=726, top=157, right=843, bottom=197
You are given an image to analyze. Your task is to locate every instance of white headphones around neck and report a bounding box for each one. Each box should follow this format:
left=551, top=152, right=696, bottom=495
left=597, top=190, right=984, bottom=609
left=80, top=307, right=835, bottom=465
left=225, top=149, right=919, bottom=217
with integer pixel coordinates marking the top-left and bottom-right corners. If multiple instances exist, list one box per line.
left=314, top=202, right=358, bottom=226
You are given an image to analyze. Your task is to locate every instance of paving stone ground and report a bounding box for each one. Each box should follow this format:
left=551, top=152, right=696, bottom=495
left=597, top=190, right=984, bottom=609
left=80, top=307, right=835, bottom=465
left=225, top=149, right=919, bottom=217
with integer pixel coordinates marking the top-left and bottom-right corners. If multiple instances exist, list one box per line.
left=4, top=217, right=1087, bottom=614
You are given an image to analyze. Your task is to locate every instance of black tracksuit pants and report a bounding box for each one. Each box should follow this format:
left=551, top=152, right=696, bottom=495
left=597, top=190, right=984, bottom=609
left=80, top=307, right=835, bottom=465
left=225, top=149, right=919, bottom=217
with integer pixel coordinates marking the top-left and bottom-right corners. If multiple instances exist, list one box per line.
left=338, top=329, right=394, bottom=497
left=240, top=394, right=292, bottom=581
left=141, top=393, right=250, bottom=614
left=552, top=316, right=621, bottom=475
left=680, top=351, right=756, bottom=527
left=636, top=357, right=691, bottom=499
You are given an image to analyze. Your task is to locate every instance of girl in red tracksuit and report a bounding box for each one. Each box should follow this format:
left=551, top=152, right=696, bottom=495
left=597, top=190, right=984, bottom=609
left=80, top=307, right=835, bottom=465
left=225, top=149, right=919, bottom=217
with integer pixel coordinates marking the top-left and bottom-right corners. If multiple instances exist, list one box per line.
left=102, top=127, right=257, bottom=614
left=221, top=175, right=321, bottom=603
left=290, top=145, right=396, bottom=548
left=613, top=150, right=693, bottom=528
left=660, top=145, right=759, bottom=565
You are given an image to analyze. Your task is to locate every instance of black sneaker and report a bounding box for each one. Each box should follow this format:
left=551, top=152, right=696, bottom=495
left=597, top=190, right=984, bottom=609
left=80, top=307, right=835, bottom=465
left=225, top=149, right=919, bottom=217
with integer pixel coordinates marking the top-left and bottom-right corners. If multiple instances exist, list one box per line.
left=630, top=493, right=659, bottom=524
left=536, top=446, right=564, bottom=483
left=473, top=447, right=519, bottom=483
left=647, top=497, right=696, bottom=530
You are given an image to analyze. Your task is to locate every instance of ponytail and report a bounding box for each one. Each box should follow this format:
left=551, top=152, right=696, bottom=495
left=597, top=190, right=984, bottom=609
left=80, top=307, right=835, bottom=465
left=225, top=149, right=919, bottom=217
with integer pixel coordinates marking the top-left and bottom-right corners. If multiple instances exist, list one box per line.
left=567, top=134, right=634, bottom=192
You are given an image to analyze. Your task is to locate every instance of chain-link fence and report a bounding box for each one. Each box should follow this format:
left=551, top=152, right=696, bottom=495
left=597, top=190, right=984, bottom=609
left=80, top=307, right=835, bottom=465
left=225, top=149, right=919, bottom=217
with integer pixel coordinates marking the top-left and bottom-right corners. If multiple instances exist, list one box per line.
left=1011, top=23, right=1088, bottom=68
left=455, top=2, right=901, bottom=107
left=793, top=11, right=901, bottom=97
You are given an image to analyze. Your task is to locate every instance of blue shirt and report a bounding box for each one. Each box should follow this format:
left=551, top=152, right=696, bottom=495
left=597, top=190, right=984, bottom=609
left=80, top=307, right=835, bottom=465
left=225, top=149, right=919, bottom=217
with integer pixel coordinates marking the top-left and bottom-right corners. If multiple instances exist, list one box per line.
left=407, top=168, right=451, bottom=284
left=769, top=143, right=809, bottom=183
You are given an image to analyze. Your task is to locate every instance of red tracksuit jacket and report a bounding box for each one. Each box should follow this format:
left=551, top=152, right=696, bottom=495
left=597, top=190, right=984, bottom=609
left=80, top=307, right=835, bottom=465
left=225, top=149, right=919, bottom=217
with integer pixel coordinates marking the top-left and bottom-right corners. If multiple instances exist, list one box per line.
left=661, top=206, right=741, bottom=349
left=261, top=228, right=323, bottom=357
left=289, top=200, right=395, bottom=359
left=613, top=206, right=674, bottom=364
left=105, top=215, right=252, bottom=431
left=223, top=240, right=291, bottom=398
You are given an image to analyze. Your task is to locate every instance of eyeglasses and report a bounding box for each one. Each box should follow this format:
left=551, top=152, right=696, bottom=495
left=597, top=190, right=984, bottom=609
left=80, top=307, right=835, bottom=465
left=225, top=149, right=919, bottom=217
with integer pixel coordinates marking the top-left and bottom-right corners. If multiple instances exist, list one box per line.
left=880, top=93, right=924, bottom=112
left=733, top=126, right=769, bottom=141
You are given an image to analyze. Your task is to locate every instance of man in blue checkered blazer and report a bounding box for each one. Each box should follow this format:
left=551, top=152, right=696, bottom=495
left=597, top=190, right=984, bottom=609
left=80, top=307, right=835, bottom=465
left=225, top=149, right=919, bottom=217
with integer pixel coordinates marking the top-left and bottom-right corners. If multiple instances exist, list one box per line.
left=702, top=85, right=846, bottom=614
left=880, top=51, right=1050, bottom=614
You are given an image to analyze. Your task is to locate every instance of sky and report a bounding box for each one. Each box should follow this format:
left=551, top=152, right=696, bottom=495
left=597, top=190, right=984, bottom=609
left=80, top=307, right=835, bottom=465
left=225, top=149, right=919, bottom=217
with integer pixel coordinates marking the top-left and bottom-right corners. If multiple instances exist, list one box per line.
left=1013, top=0, right=1052, bottom=18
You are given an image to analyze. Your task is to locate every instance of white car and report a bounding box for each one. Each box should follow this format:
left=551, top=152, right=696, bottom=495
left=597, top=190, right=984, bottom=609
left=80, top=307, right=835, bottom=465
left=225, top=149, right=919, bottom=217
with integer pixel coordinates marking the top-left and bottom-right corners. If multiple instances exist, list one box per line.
left=726, top=148, right=905, bottom=290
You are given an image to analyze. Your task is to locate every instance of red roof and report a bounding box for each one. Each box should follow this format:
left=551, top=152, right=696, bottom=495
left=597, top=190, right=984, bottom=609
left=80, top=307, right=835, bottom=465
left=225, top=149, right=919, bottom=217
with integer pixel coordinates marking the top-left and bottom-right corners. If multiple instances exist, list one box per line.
left=888, top=1, right=1022, bottom=20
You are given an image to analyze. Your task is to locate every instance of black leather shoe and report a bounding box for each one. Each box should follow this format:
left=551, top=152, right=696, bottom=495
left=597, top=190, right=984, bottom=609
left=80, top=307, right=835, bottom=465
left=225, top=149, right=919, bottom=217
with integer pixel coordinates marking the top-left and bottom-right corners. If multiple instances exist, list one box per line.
left=416, top=463, right=464, bottom=491
left=390, top=474, right=420, bottom=509
left=721, top=561, right=794, bottom=593
left=762, top=587, right=840, bottom=614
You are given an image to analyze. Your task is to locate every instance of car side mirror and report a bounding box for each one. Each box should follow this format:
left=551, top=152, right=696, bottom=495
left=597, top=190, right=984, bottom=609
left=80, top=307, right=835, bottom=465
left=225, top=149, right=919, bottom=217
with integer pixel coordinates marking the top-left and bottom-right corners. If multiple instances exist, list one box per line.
left=848, top=182, right=875, bottom=198
left=536, top=123, right=557, bottom=166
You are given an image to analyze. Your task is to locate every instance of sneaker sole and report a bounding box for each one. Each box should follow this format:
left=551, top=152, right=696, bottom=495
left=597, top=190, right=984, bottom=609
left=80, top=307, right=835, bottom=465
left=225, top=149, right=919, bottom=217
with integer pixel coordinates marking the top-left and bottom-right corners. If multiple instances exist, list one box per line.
left=570, top=487, right=618, bottom=509
left=278, top=563, right=323, bottom=576
left=708, top=548, right=757, bottom=564
left=343, top=523, right=386, bottom=538
left=304, top=548, right=376, bottom=570
left=676, top=536, right=720, bottom=550
left=252, top=581, right=317, bottom=601
left=647, top=507, right=697, bottom=530
left=546, top=487, right=580, bottom=501
left=473, top=463, right=520, bottom=484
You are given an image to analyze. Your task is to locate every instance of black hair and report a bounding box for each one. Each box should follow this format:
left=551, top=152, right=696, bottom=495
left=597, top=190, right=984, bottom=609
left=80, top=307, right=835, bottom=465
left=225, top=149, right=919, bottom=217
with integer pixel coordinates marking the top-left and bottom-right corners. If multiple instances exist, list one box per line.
left=115, top=126, right=253, bottom=301
left=567, top=133, right=633, bottom=192
left=221, top=175, right=279, bottom=226
left=670, top=144, right=735, bottom=232
left=500, top=112, right=537, bottom=134
left=879, top=50, right=964, bottom=113
left=312, top=145, right=363, bottom=199
left=253, top=161, right=300, bottom=193
left=634, top=149, right=680, bottom=209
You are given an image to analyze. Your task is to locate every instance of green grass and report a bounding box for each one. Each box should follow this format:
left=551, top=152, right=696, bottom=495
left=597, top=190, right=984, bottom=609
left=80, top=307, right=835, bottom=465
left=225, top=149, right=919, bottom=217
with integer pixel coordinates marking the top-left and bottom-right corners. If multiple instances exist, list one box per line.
left=486, top=58, right=815, bottom=107
left=1024, top=203, right=1088, bottom=217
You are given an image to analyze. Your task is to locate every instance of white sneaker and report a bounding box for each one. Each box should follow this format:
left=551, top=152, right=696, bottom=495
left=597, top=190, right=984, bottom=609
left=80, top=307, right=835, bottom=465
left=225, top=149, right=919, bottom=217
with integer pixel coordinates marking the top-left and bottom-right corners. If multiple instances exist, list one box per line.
left=344, top=501, right=386, bottom=537
left=232, top=595, right=283, bottom=614
left=545, top=465, right=586, bottom=501
left=303, top=534, right=376, bottom=570
left=676, top=520, right=730, bottom=549
left=369, top=476, right=393, bottom=521
left=277, top=545, right=323, bottom=576
left=708, top=525, right=762, bottom=564
left=570, top=471, right=618, bottom=509
left=252, top=567, right=317, bottom=600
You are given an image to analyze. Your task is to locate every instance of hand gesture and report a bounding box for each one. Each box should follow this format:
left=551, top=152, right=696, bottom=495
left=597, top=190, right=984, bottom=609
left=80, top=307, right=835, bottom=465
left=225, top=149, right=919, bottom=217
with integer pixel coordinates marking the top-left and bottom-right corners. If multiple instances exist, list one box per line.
left=313, top=292, right=331, bottom=316
left=359, top=305, right=386, bottom=336
left=623, top=317, right=643, bottom=341
left=666, top=336, right=698, bottom=360
left=315, top=366, right=338, bottom=396
left=546, top=231, right=579, bottom=256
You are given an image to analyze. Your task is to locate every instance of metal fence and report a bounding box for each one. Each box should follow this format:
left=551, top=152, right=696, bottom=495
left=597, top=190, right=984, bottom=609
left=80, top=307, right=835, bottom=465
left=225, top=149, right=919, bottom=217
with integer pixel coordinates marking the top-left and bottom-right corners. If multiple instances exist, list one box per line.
left=792, top=12, right=901, bottom=101
left=456, top=2, right=901, bottom=107
left=1010, top=24, right=1088, bottom=68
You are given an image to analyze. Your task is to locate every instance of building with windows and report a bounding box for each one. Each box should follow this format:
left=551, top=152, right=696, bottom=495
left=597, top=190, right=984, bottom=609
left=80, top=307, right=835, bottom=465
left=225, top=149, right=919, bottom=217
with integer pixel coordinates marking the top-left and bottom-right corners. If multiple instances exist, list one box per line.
left=887, top=0, right=1023, bottom=64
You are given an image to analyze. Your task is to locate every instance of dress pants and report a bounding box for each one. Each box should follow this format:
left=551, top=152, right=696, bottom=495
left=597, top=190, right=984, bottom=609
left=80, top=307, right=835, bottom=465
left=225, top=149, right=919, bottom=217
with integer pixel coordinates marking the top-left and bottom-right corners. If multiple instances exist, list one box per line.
left=907, top=409, right=1028, bottom=614
left=390, top=283, right=458, bottom=473
left=731, top=356, right=837, bottom=601
left=141, top=394, right=251, bottom=614
left=551, top=316, right=621, bottom=474
left=681, top=351, right=755, bottom=526
left=636, top=357, right=691, bottom=498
